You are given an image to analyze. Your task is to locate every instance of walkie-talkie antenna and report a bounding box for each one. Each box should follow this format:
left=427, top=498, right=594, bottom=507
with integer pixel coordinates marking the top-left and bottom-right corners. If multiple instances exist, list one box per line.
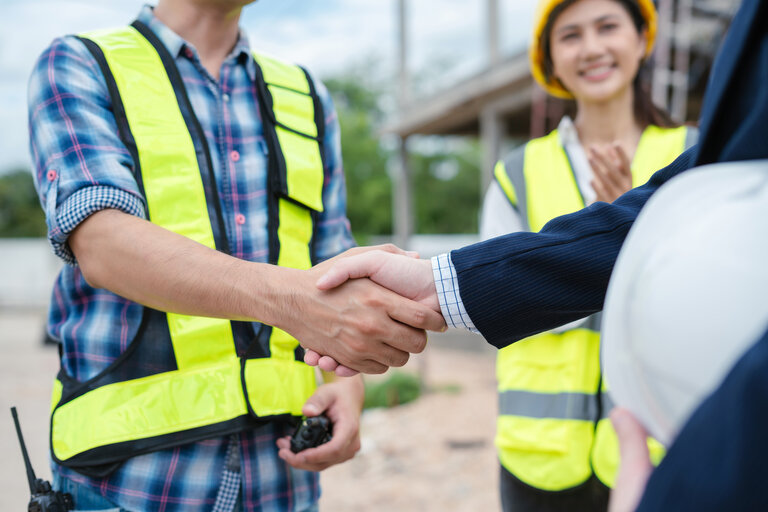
left=11, top=407, right=39, bottom=495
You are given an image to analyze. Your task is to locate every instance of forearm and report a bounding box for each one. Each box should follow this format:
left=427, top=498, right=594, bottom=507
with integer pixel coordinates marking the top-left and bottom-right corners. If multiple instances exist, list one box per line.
left=70, top=208, right=288, bottom=325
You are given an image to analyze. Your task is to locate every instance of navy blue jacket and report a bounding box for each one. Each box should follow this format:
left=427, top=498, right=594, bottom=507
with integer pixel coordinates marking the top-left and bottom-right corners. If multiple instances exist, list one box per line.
left=452, top=0, right=768, bottom=349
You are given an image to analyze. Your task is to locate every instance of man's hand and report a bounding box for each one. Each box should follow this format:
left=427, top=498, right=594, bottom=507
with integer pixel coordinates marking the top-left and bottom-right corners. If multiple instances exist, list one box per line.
left=608, top=408, right=655, bottom=512
left=299, top=250, right=443, bottom=376
left=267, top=250, right=445, bottom=373
left=589, top=143, right=633, bottom=203
left=277, top=376, right=364, bottom=471
left=277, top=258, right=445, bottom=374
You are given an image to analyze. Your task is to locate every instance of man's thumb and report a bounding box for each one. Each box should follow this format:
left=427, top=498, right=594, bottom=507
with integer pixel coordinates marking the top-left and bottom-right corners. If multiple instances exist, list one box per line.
left=303, top=388, right=332, bottom=417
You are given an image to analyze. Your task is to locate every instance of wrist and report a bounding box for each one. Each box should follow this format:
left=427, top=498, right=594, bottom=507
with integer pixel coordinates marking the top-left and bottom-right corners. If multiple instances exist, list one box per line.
left=417, top=258, right=441, bottom=313
left=234, top=263, right=302, bottom=327
left=344, top=375, right=365, bottom=411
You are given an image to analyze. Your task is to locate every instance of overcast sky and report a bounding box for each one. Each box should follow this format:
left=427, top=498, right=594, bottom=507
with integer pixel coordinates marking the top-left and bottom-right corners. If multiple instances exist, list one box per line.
left=0, top=0, right=535, bottom=172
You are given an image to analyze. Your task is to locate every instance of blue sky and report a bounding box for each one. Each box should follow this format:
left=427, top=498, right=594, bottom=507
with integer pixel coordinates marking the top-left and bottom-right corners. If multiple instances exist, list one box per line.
left=0, top=0, right=535, bottom=172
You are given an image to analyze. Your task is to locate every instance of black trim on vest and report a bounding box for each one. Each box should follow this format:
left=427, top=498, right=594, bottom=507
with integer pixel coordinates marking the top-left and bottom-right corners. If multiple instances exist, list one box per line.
left=252, top=58, right=325, bottom=365
left=252, top=60, right=283, bottom=267
left=300, top=66, right=326, bottom=150
left=300, top=65, right=325, bottom=265
left=239, top=323, right=271, bottom=419
left=76, top=37, right=147, bottom=206
left=252, top=60, right=326, bottom=214
left=53, top=413, right=294, bottom=478
left=294, top=344, right=307, bottom=362
left=55, top=305, right=153, bottom=407
left=254, top=80, right=323, bottom=144
left=130, top=20, right=231, bottom=255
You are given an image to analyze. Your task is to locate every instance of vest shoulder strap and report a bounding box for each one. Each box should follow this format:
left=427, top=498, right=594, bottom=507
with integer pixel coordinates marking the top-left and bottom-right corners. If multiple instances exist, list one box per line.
left=252, top=52, right=326, bottom=213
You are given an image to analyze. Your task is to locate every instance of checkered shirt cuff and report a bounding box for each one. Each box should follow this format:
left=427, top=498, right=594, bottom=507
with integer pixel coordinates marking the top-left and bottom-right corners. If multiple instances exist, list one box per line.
left=52, top=186, right=146, bottom=265
left=431, top=253, right=479, bottom=333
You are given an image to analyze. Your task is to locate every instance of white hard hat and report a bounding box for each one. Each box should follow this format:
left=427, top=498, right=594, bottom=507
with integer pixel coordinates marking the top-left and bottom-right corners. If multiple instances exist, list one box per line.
left=601, top=159, right=768, bottom=446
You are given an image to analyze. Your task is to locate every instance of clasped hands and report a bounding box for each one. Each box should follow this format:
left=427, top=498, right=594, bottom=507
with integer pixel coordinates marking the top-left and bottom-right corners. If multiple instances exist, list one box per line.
left=283, top=245, right=442, bottom=376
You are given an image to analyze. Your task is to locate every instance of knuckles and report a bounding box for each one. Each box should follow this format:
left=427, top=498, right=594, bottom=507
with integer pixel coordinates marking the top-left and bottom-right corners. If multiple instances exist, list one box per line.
left=410, top=308, right=428, bottom=328
left=352, top=317, right=382, bottom=338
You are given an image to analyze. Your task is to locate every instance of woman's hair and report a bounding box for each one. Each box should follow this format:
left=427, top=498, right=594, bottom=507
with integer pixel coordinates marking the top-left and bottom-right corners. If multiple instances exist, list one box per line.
left=540, top=0, right=678, bottom=128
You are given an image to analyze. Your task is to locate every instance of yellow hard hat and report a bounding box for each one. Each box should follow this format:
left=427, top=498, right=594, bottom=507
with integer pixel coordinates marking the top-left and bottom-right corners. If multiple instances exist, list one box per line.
left=529, top=0, right=658, bottom=99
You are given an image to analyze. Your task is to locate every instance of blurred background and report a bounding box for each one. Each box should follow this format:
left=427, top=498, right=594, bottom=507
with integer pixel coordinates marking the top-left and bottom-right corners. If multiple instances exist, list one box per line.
left=0, top=0, right=738, bottom=510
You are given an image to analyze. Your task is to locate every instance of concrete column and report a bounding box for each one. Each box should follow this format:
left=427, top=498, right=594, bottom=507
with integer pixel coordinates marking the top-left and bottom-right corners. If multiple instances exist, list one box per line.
left=480, top=105, right=504, bottom=193
left=487, top=0, right=500, bottom=67
left=393, top=0, right=413, bottom=249
left=671, top=0, right=692, bottom=122
left=393, top=136, right=413, bottom=249
left=652, top=0, right=673, bottom=109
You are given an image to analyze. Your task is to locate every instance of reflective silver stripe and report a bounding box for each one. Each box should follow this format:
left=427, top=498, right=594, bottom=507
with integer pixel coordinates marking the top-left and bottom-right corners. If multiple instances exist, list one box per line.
left=499, top=390, right=598, bottom=421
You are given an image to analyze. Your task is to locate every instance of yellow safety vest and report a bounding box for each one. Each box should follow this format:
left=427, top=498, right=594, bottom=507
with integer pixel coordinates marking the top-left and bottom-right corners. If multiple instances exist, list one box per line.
left=49, top=21, right=326, bottom=476
left=494, top=124, right=692, bottom=491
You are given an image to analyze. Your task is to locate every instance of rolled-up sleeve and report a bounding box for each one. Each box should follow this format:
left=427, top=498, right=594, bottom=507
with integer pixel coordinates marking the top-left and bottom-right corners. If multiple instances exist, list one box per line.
left=28, top=36, right=146, bottom=265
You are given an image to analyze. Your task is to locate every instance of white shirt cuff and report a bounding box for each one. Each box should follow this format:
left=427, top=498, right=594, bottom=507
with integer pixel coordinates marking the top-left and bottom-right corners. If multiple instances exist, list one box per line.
left=431, top=253, right=480, bottom=333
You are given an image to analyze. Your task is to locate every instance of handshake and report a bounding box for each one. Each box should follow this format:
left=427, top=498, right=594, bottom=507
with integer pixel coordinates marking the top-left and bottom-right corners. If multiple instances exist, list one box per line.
left=277, top=245, right=447, bottom=376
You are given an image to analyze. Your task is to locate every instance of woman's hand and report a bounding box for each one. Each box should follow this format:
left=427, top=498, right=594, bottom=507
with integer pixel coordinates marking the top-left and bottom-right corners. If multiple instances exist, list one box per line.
left=608, top=408, right=654, bottom=512
left=589, top=143, right=634, bottom=203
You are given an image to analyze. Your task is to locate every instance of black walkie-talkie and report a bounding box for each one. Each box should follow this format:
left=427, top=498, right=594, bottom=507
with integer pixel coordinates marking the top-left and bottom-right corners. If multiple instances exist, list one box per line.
left=10, top=407, right=74, bottom=512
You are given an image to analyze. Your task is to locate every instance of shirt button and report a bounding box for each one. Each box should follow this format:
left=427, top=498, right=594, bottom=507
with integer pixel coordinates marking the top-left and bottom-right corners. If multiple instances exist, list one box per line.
left=230, top=150, right=240, bottom=162
left=184, top=47, right=194, bottom=59
left=235, top=214, right=246, bottom=225
left=222, top=93, right=230, bottom=102
left=47, top=169, right=57, bottom=181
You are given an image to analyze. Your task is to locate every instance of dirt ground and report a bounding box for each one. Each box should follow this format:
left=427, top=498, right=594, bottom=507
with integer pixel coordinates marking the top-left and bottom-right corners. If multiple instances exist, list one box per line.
left=1, top=311, right=500, bottom=512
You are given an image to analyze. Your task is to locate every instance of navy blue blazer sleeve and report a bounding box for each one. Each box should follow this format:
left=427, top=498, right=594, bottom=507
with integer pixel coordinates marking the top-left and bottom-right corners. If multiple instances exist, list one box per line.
left=450, top=148, right=696, bottom=349
left=636, top=323, right=768, bottom=511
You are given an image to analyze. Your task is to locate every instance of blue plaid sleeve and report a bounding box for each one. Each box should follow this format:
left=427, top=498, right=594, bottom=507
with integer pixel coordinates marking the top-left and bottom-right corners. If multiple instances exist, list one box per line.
left=431, top=253, right=480, bottom=333
left=28, top=37, right=146, bottom=265
left=310, top=74, right=355, bottom=261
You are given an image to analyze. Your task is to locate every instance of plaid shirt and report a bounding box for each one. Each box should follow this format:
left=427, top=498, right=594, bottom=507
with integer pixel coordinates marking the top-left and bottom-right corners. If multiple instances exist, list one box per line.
left=28, top=6, right=353, bottom=511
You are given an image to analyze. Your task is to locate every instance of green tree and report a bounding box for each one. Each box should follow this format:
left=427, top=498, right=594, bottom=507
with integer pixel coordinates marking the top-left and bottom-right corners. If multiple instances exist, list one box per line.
left=324, top=64, right=483, bottom=238
left=0, top=169, right=46, bottom=237
left=409, top=137, right=481, bottom=233
left=324, top=71, right=393, bottom=243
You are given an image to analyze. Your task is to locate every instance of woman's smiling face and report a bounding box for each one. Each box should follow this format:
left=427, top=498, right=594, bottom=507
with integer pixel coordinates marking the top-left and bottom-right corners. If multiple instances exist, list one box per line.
left=549, top=0, right=646, bottom=103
